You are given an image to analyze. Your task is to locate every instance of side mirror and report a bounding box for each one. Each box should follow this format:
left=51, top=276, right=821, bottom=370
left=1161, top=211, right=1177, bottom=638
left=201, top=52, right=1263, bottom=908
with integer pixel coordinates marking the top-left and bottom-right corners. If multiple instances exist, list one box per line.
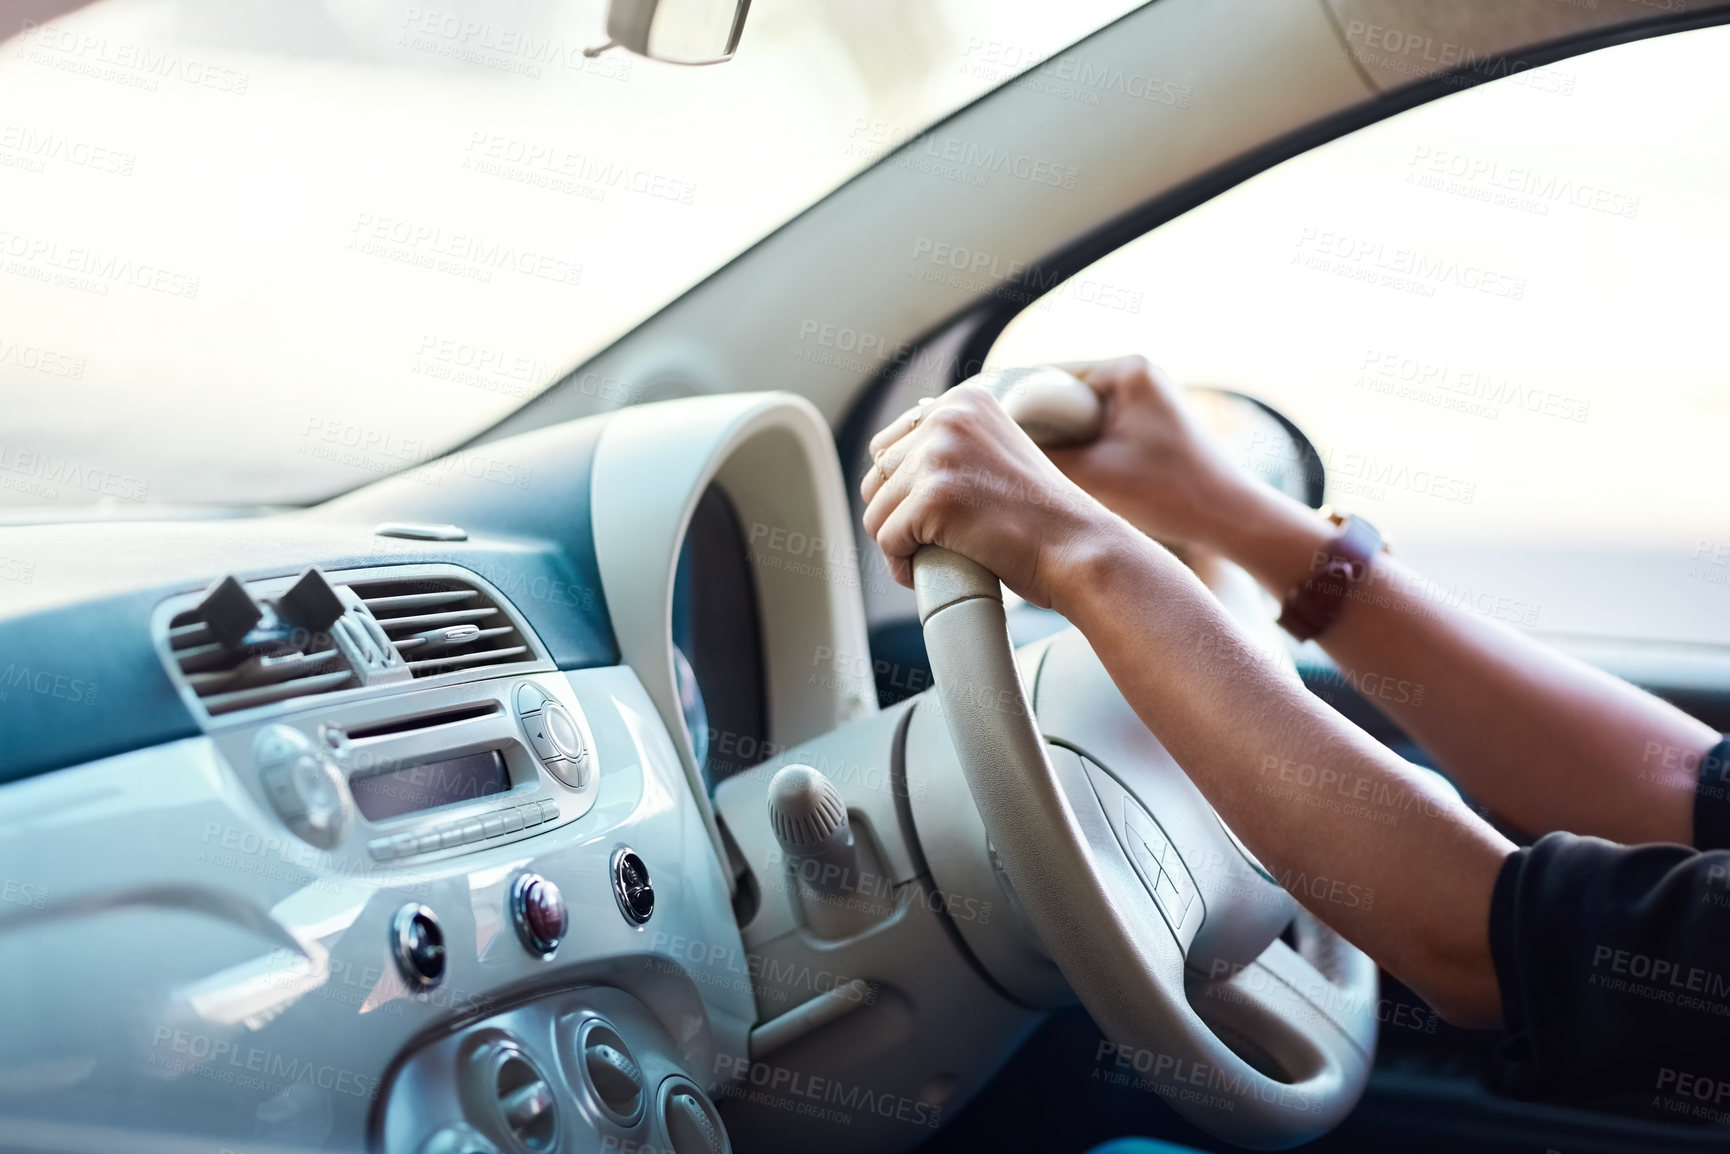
left=604, top=0, right=751, bottom=65
left=1188, top=387, right=1328, bottom=510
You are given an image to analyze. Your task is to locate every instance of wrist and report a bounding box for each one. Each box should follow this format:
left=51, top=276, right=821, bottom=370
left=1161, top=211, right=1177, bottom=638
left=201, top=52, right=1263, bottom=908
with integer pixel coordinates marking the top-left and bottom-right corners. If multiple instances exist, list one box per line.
left=1211, top=486, right=1336, bottom=597
left=1047, top=514, right=1165, bottom=621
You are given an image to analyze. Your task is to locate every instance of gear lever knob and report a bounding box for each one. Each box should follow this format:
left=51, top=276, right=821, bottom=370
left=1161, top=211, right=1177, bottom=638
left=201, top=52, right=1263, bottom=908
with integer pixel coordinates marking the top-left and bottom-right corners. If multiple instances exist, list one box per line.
left=766, top=764, right=855, bottom=895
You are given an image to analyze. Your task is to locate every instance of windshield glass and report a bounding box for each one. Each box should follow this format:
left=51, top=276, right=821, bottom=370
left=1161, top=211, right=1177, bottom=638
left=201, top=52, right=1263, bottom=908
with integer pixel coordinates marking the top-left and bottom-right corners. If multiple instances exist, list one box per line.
left=1, top=0, right=1143, bottom=511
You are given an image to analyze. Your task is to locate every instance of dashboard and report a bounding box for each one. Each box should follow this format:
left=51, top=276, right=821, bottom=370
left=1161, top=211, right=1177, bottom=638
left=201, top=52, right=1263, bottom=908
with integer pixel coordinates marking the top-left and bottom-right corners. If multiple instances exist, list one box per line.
left=0, top=386, right=1361, bottom=1154
left=0, top=393, right=884, bottom=1154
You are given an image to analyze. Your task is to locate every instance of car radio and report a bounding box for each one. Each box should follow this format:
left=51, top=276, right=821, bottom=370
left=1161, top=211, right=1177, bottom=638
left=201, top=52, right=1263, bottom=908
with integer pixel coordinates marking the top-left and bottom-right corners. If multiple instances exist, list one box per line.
left=210, top=673, right=601, bottom=866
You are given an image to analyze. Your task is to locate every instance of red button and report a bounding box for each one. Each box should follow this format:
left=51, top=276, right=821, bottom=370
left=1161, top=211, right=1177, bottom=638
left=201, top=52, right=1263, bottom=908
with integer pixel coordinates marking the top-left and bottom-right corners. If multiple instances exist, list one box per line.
left=512, top=873, right=567, bottom=956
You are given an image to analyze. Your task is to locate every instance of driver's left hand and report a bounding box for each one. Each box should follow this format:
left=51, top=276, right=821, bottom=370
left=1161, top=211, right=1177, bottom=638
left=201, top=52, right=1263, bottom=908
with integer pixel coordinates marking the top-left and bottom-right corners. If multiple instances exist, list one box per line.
left=860, top=383, right=1129, bottom=611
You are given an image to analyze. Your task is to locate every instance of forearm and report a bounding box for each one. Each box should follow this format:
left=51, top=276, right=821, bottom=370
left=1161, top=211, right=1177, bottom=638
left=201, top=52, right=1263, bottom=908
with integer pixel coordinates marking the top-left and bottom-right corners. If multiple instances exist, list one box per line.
left=1055, top=526, right=1514, bottom=1027
left=1205, top=487, right=1718, bottom=846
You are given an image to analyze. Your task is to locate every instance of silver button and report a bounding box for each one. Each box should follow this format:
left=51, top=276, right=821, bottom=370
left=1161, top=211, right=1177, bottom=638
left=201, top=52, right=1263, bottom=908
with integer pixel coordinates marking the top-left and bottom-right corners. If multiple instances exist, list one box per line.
left=514, top=682, right=548, bottom=717
left=542, top=757, right=585, bottom=789
left=543, top=704, right=582, bottom=760
left=525, top=717, right=561, bottom=762
left=501, top=809, right=525, bottom=834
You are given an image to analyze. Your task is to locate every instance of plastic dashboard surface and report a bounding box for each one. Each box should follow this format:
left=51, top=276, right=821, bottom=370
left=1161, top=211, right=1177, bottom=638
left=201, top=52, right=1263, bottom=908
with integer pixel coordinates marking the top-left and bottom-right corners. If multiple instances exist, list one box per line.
left=0, top=416, right=616, bottom=785
left=0, top=393, right=878, bottom=1153
left=0, top=661, right=753, bottom=1152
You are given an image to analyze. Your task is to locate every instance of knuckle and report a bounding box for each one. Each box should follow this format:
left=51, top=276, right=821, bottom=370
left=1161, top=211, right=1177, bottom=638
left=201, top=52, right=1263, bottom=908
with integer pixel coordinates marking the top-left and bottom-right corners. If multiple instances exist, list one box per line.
left=918, top=429, right=955, bottom=463
left=925, top=403, right=967, bottom=433
left=950, top=383, right=995, bottom=413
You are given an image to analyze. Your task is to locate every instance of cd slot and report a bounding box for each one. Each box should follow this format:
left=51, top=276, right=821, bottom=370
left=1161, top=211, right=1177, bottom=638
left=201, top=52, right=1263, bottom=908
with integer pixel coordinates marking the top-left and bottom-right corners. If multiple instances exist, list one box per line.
left=346, top=701, right=501, bottom=742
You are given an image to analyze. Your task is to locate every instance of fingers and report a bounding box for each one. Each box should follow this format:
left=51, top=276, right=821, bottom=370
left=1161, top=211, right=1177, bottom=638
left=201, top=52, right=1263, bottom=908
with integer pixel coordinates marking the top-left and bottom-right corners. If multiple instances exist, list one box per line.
left=866, top=396, right=936, bottom=464
left=869, top=487, right=929, bottom=590
left=857, top=385, right=1029, bottom=590
left=860, top=436, right=916, bottom=542
left=859, top=418, right=922, bottom=506
left=862, top=393, right=981, bottom=589
left=1057, top=354, right=1151, bottom=391
left=861, top=439, right=925, bottom=589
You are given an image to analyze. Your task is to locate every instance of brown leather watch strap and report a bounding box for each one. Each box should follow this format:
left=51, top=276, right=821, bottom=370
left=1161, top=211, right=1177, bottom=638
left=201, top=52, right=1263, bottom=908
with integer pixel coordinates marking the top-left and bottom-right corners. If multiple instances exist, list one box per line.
left=1276, top=513, right=1384, bottom=642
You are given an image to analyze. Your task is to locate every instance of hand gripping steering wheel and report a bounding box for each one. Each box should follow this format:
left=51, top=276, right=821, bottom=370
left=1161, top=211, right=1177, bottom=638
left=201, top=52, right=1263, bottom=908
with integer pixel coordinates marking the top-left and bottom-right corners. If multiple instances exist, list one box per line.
left=911, top=368, right=1377, bottom=1149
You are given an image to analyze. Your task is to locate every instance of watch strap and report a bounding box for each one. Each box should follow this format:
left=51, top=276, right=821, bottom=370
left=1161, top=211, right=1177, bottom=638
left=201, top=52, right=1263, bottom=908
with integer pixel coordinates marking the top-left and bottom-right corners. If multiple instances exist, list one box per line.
left=1276, top=514, right=1383, bottom=642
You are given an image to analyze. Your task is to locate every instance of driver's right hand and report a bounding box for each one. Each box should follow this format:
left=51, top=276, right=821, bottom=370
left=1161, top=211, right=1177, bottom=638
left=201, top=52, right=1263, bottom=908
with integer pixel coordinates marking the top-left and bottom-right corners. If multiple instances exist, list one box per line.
left=1046, top=355, right=1289, bottom=554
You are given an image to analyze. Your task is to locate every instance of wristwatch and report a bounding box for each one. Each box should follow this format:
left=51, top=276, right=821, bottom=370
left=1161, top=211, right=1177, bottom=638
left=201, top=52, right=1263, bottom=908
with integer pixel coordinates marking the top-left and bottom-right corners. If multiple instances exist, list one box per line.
left=1276, top=509, right=1386, bottom=642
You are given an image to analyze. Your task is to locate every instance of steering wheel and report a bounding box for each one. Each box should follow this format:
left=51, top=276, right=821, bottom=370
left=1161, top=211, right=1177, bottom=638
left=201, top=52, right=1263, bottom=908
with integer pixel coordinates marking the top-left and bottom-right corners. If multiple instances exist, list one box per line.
left=912, top=368, right=1377, bottom=1149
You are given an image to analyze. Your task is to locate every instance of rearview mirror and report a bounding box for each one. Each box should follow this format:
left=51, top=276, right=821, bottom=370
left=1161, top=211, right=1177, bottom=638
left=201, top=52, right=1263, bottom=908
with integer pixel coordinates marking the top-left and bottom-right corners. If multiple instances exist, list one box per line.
left=604, top=0, right=751, bottom=65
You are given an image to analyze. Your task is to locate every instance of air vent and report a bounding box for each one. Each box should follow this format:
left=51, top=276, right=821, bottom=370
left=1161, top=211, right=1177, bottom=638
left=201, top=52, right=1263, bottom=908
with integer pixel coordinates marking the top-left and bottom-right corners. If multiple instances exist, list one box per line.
left=576, top=1019, right=646, bottom=1126
left=158, top=563, right=550, bottom=722
left=342, top=573, right=533, bottom=679
left=494, top=1049, right=557, bottom=1152
left=166, top=606, right=356, bottom=716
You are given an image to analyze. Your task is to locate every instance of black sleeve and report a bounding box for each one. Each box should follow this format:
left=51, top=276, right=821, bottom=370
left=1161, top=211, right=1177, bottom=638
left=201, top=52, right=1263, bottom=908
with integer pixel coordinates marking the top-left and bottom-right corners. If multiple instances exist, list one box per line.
left=1693, top=738, right=1730, bottom=851
left=1489, top=831, right=1730, bottom=1117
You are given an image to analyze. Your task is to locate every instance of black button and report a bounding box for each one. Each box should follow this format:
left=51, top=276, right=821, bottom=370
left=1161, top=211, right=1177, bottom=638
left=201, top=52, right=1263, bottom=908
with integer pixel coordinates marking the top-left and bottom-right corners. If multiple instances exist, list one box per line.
left=612, top=849, right=654, bottom=925
left=392, top=904, right=446, bottom=989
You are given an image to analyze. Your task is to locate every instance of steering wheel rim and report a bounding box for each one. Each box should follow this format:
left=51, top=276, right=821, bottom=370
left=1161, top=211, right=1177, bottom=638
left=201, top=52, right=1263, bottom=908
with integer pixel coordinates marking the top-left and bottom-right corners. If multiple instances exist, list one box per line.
left=909, top=369, right=1376, bottom=1149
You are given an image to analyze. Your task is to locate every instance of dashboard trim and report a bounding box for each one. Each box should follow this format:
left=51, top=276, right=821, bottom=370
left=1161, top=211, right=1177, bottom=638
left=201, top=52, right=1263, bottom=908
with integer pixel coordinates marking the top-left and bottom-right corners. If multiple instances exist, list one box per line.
left=589, top=391, right=878, bottom=895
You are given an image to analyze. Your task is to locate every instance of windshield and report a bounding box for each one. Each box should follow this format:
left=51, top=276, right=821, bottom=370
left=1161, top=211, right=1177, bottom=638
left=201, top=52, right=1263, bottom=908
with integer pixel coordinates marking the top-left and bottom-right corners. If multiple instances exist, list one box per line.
left=0, top=0, right=1143, bottom=511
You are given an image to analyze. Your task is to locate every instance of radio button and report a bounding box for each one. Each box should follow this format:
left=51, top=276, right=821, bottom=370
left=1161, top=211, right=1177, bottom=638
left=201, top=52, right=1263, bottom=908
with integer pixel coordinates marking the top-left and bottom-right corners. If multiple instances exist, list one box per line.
left=538, top=799, right=560, bottom=822
left=461, top=819, right=485, bottom=843
left=543, top=705, right=582, bottom=759
left=482, top=813, right=506, bottom=839
left=541, top=757, right=586, bottom=790
left=255, top=725, right=349, bottom=849
left=501, top=808, right=526, bottom=834
left=510, top=873, right=566, bottom=957
left=518, top=804, right=545, bottom=829
left=612, top=849, right=654, bottom=925
left=255, top=724, right=308, bottom=769
left=514, top=682, right=548, bottom=717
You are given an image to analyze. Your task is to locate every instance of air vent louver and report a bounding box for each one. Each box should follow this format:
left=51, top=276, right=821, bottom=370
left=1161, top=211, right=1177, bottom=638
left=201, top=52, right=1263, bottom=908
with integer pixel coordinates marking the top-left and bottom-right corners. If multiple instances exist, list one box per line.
left=160, top=564, right=547, bottom=720
left=344, top=574, right=532, bottom=679
left=166, top=610, right=356, bottom=716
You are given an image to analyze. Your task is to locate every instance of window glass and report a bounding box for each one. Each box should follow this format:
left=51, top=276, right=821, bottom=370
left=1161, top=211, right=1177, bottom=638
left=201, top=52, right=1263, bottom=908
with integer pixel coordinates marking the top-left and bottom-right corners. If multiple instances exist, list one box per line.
left=989, top=27, right=1730, bottom=645
left=0, top=0, right=1145, bottom=509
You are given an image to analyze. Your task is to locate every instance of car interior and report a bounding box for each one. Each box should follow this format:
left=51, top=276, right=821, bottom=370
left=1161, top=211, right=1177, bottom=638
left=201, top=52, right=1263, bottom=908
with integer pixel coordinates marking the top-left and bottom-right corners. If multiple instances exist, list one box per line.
left=3, top=1, right=1729, bottom=1152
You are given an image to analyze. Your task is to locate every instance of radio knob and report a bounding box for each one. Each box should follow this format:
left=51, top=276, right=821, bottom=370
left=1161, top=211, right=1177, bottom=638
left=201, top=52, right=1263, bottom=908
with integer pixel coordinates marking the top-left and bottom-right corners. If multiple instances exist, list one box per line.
left=255, top=725, right=349, bottom=849
left=543, top=704, right=582, bottom=760
left=516, top=684, right=589, bottom=788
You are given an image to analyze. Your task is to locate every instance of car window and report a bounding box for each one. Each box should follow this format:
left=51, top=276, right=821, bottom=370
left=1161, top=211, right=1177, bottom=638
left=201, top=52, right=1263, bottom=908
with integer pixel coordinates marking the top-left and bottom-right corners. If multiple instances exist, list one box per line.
left=0, top=0, right=1146, bottom=510
left=989, top=26, right=1730, bottom=647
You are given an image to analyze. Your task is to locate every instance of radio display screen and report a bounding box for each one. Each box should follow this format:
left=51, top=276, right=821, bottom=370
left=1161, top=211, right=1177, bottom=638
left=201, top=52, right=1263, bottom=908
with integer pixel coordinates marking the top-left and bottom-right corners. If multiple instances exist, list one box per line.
left=350, top=749, right=512, bottom=821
